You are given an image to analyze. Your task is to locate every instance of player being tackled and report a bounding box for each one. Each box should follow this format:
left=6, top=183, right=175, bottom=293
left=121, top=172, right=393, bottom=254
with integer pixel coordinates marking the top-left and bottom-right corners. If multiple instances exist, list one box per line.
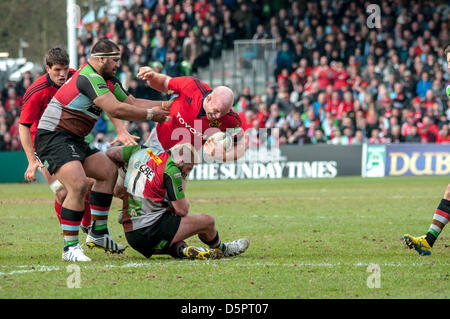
left=107, top=143, right=249, bottom=261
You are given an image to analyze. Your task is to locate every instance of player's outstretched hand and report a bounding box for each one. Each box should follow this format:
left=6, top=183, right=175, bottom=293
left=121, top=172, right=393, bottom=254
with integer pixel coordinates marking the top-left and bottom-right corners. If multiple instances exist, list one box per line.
left=111, top=130, right=140, bottom=146
left=151, top=106, right=171, bottom=123
left=137, top=66, right=154, bottom=81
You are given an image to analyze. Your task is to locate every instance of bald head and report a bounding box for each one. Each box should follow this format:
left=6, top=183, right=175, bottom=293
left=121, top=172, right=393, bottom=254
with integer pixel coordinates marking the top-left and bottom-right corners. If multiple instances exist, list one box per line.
left=205, top=86, right=234, bottom=121
left=213, top=86, right=234, bottom=108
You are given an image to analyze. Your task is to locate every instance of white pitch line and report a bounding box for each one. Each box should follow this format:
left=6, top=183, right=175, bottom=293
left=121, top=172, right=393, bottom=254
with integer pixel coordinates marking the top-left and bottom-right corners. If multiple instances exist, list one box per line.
left=1, top=260, right=449, bottom=276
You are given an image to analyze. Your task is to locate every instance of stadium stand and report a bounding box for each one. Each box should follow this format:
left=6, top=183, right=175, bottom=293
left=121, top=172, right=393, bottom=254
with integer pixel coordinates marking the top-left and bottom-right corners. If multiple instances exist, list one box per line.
left=0, top=0, right=449, bottom=151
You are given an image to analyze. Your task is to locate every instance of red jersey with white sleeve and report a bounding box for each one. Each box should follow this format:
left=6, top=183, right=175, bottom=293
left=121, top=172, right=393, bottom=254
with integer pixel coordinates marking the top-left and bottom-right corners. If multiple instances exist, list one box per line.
left=146, top=76, right=242, bottom=152
left=19, top=69, right=76, bottom=148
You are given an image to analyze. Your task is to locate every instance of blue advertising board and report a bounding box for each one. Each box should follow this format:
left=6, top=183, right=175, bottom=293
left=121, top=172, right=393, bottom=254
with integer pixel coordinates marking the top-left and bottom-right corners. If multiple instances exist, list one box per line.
left=385, top=143, right=450, bottom=176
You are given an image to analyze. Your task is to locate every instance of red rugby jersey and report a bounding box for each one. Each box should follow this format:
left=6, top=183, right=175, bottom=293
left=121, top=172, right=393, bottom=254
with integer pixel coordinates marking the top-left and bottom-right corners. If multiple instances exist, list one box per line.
left=19, top=69, right=76, bottom=147
left=155, top=76, right=242, bottom=150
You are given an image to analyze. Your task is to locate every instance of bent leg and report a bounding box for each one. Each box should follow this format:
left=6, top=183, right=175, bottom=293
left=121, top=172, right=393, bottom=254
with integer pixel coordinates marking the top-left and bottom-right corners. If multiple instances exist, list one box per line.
left=170, top=213, right=217, bottom=245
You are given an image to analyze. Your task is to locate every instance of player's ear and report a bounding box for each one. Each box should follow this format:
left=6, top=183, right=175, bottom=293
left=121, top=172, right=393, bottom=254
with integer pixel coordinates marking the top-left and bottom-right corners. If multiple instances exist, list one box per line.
left=45, top=65, right=51, bottom=73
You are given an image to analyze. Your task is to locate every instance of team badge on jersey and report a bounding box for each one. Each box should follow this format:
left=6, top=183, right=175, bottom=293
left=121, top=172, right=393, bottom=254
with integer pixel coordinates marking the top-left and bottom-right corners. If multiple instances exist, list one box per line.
left=209, top=120, right=221, bottom=128
left=146, top=148, right=162, bottom=165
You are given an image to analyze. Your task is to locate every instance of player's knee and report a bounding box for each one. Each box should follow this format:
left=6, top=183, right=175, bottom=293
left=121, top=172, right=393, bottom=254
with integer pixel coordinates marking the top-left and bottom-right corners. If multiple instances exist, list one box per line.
left=70, top=178, right=90, bottom=196
left=200, top=213, right=215, bottom=230
left=444, top=184, right=450, bottom=199
left=55, top=187, right=67, bottom=204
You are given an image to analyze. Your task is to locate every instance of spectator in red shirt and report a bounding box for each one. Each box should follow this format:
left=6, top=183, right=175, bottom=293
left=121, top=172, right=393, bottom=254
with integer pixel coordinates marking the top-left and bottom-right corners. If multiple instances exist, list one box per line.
left=369, top=128, right=387, bottom=144
left=401, top=113, right=416, bottom=137
left=423, top=89, right=436, bottom=110
left=194, top=0, right=211, bottom=19
left=417, top=116, right=440, bottom=143
left=341, top=91, right=354, bottom=115
left=436, top=124, right=450, bottom=144
left=332, top=61, right=349, bottom=91
left=314, top=56, right=332, bottom=89
left=325, top=91, right=344, bottom=119
left=255, top=103, right=269, bottom=129
left=411, top=97, right=425, bottom=121
left=4, top=88, right=22, bottom=111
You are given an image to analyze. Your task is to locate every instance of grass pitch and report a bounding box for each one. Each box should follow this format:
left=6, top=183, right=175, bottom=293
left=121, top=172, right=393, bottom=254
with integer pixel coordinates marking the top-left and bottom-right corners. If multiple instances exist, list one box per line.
left=0, top=176, right=449, bottom=299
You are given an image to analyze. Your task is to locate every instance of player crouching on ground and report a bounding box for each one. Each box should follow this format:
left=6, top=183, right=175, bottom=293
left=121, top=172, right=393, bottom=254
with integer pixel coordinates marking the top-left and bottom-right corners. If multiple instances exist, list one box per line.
left=106, top=143, right=249, bottom=260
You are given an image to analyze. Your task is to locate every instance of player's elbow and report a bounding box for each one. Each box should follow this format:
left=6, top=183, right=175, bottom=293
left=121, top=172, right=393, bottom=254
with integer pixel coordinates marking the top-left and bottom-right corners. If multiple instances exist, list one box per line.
left=173, top=201, right=189, bottom=217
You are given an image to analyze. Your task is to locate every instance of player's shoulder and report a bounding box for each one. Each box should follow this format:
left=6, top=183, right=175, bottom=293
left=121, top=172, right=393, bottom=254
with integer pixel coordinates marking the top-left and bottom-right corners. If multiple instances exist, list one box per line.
left=78, top=63, right=101, bottom=79
left=170, top=76, right=211, bottom=93
left=191, top=77, right=211, bottom=94
left=27, top=73, right=51, bottom=90
left=224, top=108, right=242, bottom=126
left=164, top=153, right=181, bottom=175
left=68, top=68, right=77, bottom=78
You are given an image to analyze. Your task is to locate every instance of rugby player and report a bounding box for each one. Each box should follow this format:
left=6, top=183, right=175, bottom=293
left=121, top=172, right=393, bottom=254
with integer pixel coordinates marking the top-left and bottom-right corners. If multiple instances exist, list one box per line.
left=137, top=66, right=246, bottom=163
left=403, top=44, right=450, bottom=255
left=106, top=143, right=249, bottom=260
left=34, top=39, right=171, bottom=262
left=19, top=47, right=138, bottom=236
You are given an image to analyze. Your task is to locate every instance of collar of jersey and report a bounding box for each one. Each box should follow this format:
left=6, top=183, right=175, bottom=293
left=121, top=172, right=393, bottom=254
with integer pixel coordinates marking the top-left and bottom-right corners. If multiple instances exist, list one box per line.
left=197, top=90, right=212, bottom=119
left=46, top=73, right=61, bottom=89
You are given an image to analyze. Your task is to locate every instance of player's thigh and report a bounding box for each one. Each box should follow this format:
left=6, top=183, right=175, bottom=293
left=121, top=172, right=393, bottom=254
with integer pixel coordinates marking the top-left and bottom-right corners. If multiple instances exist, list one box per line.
left=125, top=213, right=181, bottom=258
left=54, top=160, right=89, bottom=194
left=171, top=213, right=215, bottom=244
left=83, top=151, right=117, bottom=181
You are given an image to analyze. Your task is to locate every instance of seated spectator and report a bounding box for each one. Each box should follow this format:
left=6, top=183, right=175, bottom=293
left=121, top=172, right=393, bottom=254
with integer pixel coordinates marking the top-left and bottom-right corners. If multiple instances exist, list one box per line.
left=255, top=103, right=269, bottom=128
left=386, top=125, right=405, bottom=143
left=417, top=116, right=440, bottom=143
left=416, top=72, right=432, bottom=98
left=369, top=128, right=387, bottom=144
left=352, top=129, right=368, bottom=145
left=328, top=130, right=345, bottom=145
left=279, top=120, right=294, bottom=145
left=265, top=104, right=284, bottom=128
left=288, top=125, right=310, bottom=145
left=165, top=51, right=183, bottom=77
left=311, top=129, right=328, bottom=144
left=275, top=42, right=294, bottom=77
left=340, top=126, right=354, bottom=145
left=404, top=125, right=421, bottom=143
left=436, top=124, right=450, bottom=144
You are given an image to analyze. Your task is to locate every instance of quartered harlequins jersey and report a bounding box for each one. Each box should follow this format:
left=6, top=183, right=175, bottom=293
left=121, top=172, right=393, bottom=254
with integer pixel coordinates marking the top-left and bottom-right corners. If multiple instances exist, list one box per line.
left=120, top=145, right=185, bottom=232
left=37, top=63, right=129, bottom=138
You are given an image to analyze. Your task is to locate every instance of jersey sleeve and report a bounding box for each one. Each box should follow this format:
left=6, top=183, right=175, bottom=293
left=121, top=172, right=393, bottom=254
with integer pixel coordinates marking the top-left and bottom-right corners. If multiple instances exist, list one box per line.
left=163, top=157, right=185, bottom=201
left=168, top=76, right=196, bottom=94
left=76, top=73, right=111, bottom=101
left=19, top=90, right=44, bottom=126
left=110, top=77, right=130, bottom=102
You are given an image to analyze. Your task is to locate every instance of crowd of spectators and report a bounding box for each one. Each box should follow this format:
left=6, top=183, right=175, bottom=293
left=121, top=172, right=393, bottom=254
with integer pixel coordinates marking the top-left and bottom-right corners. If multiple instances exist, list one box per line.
left=0, top=0, right=449, bottom=152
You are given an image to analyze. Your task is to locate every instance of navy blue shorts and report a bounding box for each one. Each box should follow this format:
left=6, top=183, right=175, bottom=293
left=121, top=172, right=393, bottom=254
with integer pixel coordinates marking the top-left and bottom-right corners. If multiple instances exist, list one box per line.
left=35, top=129, right=99, bottom=175
left=125, top=212, right=181, bottom=258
